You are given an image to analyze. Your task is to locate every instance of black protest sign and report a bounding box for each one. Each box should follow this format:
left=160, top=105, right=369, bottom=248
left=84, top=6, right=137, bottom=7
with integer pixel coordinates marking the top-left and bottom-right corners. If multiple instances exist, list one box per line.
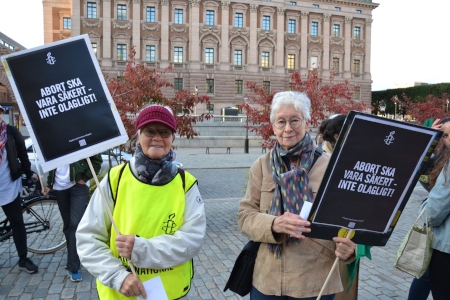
left=304, top=111, right=441, bottom=246
left=1, top=35, right=128, bottom=172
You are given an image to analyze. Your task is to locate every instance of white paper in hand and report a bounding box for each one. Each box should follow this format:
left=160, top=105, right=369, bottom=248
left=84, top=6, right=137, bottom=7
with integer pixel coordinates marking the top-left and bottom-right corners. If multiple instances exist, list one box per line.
left=296, top=201, right=313, bottom=235
left=136, top=276, right=168, bottom=300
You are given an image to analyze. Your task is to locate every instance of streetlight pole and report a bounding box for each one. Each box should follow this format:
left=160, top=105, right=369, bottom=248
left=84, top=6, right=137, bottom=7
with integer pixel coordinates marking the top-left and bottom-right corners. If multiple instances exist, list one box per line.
left=394, top=102, right=397, bottom=120
left=244, top=98, right=249, bottom=154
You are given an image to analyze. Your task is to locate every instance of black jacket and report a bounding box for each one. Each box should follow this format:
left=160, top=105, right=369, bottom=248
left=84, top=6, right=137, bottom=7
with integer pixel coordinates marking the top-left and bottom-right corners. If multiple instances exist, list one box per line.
left=6, top=125, right=33, bottom=181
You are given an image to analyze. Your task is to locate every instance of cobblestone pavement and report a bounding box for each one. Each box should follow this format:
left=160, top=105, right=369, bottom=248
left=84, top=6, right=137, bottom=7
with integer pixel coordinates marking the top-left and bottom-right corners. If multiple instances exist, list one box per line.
left=0, top=148, right=433, bottom=299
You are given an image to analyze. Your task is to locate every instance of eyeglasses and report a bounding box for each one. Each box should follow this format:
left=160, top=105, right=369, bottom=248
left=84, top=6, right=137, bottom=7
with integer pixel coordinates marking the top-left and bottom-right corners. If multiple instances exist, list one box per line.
left=273, top=118, right=304, bottom=129
left=142, top=128, right=173, bottom=138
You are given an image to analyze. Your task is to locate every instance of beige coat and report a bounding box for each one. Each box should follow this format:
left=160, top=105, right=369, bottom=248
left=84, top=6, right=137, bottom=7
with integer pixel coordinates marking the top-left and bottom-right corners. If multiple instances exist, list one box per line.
left=238, top=151, right=354, bottom=298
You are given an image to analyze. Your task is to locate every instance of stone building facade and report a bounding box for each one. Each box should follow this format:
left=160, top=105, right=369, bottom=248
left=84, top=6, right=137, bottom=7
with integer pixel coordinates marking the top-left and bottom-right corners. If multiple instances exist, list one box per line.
left=43, top=0, right=378, bottom=114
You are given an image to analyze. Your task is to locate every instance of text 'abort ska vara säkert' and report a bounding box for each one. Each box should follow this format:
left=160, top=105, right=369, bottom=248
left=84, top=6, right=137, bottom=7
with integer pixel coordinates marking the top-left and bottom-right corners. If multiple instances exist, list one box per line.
left=35, top=78, right=98, bottom=119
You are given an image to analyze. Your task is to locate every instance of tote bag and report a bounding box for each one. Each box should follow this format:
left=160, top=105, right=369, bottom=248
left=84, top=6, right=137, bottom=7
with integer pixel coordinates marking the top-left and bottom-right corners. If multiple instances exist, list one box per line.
left=394, top=207, right=433, bottom=279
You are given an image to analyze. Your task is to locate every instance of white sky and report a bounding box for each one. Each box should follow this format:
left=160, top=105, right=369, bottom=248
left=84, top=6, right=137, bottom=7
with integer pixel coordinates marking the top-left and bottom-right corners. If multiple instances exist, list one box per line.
left=0, top=0, right=448, bottom=91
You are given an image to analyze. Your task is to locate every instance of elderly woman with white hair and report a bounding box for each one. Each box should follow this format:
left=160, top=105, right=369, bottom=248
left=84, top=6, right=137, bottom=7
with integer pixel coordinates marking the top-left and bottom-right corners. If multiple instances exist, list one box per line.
left=77, top=105, right=206, bottom=299
left=238, top=91, right=356, bottom=299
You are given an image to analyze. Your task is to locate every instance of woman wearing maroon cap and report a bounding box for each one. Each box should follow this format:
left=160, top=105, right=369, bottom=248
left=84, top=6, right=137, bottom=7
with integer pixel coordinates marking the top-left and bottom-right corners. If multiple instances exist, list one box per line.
left=77, top=105, right=206, bottom=299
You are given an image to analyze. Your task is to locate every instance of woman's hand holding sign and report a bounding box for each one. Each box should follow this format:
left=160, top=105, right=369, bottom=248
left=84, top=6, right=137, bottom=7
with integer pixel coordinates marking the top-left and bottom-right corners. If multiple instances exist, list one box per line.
left=333, top=237, right=356, bottom=261
left=272, top=212, right=311, bottom=239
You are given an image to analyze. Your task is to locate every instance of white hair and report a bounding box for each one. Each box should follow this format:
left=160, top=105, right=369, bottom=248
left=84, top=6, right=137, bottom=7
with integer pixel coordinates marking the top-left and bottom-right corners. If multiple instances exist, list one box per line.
left=270, top=91, right=311, bottom=123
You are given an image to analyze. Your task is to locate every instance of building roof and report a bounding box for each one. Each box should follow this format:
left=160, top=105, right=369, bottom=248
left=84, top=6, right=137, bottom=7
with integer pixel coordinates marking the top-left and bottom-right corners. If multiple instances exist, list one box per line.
left=0, top=31, right=27, bottom=54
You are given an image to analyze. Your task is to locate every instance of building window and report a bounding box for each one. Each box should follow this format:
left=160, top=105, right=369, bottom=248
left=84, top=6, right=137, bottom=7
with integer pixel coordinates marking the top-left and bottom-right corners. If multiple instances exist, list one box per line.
left=206, top=104, right=214, bottom=114
left=234, top=50, right=242, bottom=65
left=288, top=54, right=295, bottom=69
left=63, top=17, right=71, bottom=29
left=117, top=4, right=127, bottom=21
left=174, top=47, right=183, bottom=63
left=356, top=9, right=362, bottom=14
left=206, top=79, right=214, bottom=93
left=288, top=19, right=296, bottom=34
left=312, top=4, right=319, bottom=8
left=354, top=88, right=360, bottom=99
left=262, top=16, right=270, bottom=30
left=263, top=81, right=270, bottom=94
left=261, top=52, right=269, bottom=68
left=205, top=48, right=214, bottom=64
left=87, top=2, right=97, bottom=18
left=92, top=43, right=97, bottom=55
left=311, top=22, right=318, bottom=36
left=354, top=59, right=360, bottom=74
left=235, top=13, right=243, bottom=28
left=146, top=7, right=156, bottom=22
left=354, top=26, right=361, bottom=40
left=333, top=57, right=340, bottom=72
left=117, top=44, right=127, bottom=61
left=290, top=1, right=297, bottom=5
left=206, top=10, right=214, bottom=26
left=333, top=24, right=340, bottom=37
left=174, top=78, right=183, bottom=91
left=146, top=45, right=156, bottom=62
left=235, top=80, right=243, bottom=94
left=175, top=9, right=183, bottom=24
left=334, top=7, right=341, bottom=11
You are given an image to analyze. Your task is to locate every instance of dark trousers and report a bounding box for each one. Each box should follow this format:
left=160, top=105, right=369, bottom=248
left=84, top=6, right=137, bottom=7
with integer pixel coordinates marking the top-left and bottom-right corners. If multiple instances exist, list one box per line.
left=429, top=249, right=450, bottom=300
left=407, top=268, right=430, bottom=300
left=1, top=193, right=28, bottom=260
left=250, top=286, right=336, bottom=300
left=54, top=183, right=88, bottom=273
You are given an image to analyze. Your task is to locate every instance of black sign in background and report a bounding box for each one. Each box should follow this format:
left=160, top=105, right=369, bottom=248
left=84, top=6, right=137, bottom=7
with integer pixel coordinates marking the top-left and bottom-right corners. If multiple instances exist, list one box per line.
left=5, top=39, right=120, bottom=161
left=304, top=112, right=441, bottom=246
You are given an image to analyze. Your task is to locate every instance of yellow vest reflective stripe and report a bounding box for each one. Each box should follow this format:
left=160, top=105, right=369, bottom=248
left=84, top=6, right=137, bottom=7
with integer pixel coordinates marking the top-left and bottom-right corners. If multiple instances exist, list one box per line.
left=96, top=164, right=197, bottom=300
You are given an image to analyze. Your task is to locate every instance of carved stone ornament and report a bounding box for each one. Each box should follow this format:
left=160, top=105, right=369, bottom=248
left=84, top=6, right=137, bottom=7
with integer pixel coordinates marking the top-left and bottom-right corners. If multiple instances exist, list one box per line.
left=230, top=28, right=249, bottom=37
left=221, top=1, right=230, bottom=10
left=189, top=0, right=200, bottom=7
left=143, top=23, right=160, bottom=31
left=161, top=0, right=169, bottom=5
left=284, top=33, right=299, bottom=42
left=258, top=30, right=275, bottom=40
left=250, top=4, right=258, bottom=12
left=330, top=37, right=343, bottom=45
left=345, top=17, right=352, bottom=24
left=277, top=7, right=285, bottom=15
left=365, top=19, right=373, bottom=26
left=82, top=19, right=102, bottom=28
left=112, top=21, right=132, bottom=29
left=59, top=33, right=69, bottom=39
left=200, top=26, right=221, bottom=35
left=171, top=24, right=187, bottom=33
left=308, top=36, right=322, bottom=43
left=133, top=0, right=141, bottom=3
left=323, top=14, right=330, bottom=22
left=301, top=12, right=309, bottom=19
left=352, top=41, right=364, bottom=48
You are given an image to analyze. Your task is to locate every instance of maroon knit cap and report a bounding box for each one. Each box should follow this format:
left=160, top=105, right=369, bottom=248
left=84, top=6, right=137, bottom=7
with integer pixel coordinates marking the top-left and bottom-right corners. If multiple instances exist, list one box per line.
left=135, top=105, right=177, bottom=132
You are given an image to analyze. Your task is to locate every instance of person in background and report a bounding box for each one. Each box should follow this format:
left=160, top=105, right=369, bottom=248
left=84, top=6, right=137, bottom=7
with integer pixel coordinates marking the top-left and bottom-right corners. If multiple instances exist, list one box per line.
left=43, top=155, right=102, bottom=282
left=319, top=114, right=347, bottom=154
left=0, top=104, right=39, bottom=273
left=76, top=105, right=206, bottom=299
left=238, top=92, right=356, bottom=299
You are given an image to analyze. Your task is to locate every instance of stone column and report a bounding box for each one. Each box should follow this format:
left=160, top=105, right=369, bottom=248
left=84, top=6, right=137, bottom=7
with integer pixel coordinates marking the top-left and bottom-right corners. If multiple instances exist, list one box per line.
left=132, top=0, right=141, bottom=60
left=299, top=11, right=308, bottom=71
left=248, top=4, right=258, bottom=72
left=343, top=17, right=352, bottom=79
left=363, top=19, right=373, bottom=80
left=160, top=0, right=170, bottom=67
left=189, top=0, right=201, bottom=70
left=275, top=7, right=285, bottom=73
left=102, top=0, right=112, bottom=67
left=72, top=0, right=81, bottom=37
left=322, top=14, right=330, bottom=77
left=220, top=1, right=230, bottom=70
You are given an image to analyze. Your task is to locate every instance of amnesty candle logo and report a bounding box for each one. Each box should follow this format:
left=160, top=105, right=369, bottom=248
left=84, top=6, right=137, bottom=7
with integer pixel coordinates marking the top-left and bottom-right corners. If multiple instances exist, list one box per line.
left=384, top=131, right=395, bottom=145
left=163, top=213, right=177, bottom=234
left=46, top=52, right=56, bottom=65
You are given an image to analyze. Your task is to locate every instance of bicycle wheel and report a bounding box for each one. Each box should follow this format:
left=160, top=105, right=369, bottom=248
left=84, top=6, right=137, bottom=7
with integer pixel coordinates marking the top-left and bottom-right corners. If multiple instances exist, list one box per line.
left=22, top=199, right=66, bottom=254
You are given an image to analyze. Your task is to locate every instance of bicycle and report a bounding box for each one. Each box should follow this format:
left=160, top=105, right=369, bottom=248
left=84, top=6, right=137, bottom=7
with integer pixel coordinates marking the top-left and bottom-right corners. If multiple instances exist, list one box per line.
left=0, top=181, right=66, bottom=254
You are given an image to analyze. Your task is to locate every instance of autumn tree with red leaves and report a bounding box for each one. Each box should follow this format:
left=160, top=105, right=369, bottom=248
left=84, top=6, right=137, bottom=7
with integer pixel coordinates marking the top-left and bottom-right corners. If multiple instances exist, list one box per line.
left=107, top=47, right=211, bottom=152
left=241, top=69, right=372, bottom=148
left=392, top=92, right=450, bottom=125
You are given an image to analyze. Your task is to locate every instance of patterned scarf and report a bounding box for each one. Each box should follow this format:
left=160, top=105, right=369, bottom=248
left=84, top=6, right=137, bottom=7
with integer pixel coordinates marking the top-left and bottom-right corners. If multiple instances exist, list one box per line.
left=133, top=144, right=178, bottom=185
left=268, top=132, right=315, bottom=257
left=0, top=121, right=7, bottom=164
